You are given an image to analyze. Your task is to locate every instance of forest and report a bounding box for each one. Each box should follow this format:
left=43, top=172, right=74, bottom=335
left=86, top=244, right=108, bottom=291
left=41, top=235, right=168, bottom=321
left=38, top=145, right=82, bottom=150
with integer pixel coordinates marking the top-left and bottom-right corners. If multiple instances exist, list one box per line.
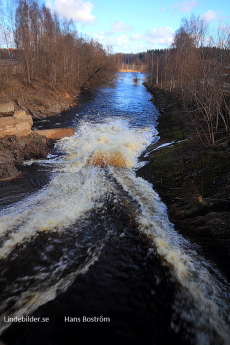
left=1, top=2, right=230, bottom=147
left=0, top=0, right=118, bottom=94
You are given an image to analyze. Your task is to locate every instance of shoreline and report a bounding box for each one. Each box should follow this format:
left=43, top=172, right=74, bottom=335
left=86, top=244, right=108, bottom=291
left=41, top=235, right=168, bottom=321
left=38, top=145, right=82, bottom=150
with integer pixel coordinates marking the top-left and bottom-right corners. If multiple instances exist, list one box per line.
left=0, top=133, right=54, bottom=181
left=0, top=77, right=81, bottom=180
left=137, top=84, right=230, bottom=282
left=1, top=79, right=230, bottom=282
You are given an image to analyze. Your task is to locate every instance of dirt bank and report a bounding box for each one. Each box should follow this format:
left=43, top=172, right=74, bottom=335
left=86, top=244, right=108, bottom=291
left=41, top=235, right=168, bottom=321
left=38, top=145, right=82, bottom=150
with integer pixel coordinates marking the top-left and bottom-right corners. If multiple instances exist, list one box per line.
left=0, top=73, right=79, bottom=115
left=137, top=85, right=230, bottom=282
left=0, top=76, right=79, bottom=119
left=0, top=133, right=54, bottom=180
left=0, top=76, right=79, bottom=180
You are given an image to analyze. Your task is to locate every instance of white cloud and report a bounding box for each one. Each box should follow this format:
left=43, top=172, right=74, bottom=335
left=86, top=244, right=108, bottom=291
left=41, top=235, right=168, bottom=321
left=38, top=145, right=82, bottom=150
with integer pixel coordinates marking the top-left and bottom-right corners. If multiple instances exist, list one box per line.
left=111, top=22, right=133, bottom=33
left=146, top=27, right=174, bottom=45
left=100, top=21, right=133, bottom=36
left=94, top=33, right=129, bottom=48
left=130, top=34, right=144, bottom=41
left=46, top=0, right=95, bottom=25
left=94, top=26, right=174, bottom=53
left=201, top=10, right=219, bottom=23
left=94, top=33, right=143, bottom=53
left=131, top=27, right=174, bottom=47
left=172, top=0, right=198, bottom=13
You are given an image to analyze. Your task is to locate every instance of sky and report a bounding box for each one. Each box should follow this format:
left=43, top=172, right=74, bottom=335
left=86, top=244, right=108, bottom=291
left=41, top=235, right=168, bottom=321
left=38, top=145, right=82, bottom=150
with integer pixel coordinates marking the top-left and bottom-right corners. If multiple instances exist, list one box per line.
left=45, top=0, right=230, bottom=53
left=1, top=0, right=229, bottom=53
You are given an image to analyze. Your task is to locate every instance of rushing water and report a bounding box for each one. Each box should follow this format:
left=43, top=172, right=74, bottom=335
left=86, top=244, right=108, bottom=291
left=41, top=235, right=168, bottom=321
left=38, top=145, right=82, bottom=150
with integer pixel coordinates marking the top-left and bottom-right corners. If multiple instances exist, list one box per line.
left=0, top=73, right=230, bottom=345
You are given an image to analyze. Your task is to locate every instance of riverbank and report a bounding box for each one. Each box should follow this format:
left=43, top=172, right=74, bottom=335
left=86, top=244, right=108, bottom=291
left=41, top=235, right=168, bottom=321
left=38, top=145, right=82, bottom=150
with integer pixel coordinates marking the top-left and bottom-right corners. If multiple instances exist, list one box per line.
left=0, top=134, right=54, bottom=180
left=0, top=76, right=80, bottom=180
left=0, top=76, right=79, bottom=118
left=137, top=84, right=230, bottom=281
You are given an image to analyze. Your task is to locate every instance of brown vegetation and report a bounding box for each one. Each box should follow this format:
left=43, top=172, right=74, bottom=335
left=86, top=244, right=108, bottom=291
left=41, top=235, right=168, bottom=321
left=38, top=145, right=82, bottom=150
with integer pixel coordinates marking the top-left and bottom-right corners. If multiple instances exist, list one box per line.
left=115, top=15, right=230, bottom=148
left=0, top=0, right=119, bottom=182
left=145, top=15, right=230, bottom=148
left=114, top=53, right=146, bottom=72
left=0, top=0, right=118, bottom=113
left=138, top=17, right=230, bottom=279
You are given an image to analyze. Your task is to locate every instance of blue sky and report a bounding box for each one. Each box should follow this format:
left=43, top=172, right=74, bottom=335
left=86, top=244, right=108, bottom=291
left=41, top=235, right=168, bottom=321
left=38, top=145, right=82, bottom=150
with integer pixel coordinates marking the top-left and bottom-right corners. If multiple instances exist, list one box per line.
left=2, top=0, right=229, bottom=53
left=46, top=0, right=229, bottom=52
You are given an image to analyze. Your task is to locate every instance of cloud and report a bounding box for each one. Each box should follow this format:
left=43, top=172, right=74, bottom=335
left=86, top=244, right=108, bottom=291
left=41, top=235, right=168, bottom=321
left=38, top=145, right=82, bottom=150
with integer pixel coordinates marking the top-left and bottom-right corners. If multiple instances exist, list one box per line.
left=95, top=26, right=175, bottom=53
left=131, top=27, right=174, bottom=47
left=95, top=32, right=147, bottom=53
left=146, top=27, right=174, bottom=45
left=95, top=33, right=128, bottom=46
left=101, top=21, right=133, bottom=36
left=111, top=22, right=133, bottom=33
left=46, top=0, right=95, bottom=25
left=172, top=0, right=198, bottom=13
left=130, top=34, right=144, bottom=41
left=200, top=10, right=219, bottom=23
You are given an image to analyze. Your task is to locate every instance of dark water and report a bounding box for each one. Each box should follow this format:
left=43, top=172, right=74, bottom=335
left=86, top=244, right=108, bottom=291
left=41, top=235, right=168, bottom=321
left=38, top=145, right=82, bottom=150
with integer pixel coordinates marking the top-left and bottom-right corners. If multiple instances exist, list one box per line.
left=0, top=73, right=230, bottom=345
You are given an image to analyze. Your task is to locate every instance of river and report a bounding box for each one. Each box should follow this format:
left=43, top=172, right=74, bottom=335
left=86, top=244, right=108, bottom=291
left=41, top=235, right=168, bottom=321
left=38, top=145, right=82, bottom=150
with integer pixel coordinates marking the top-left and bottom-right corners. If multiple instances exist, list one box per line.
left=0, top=73, right=230, bottom=345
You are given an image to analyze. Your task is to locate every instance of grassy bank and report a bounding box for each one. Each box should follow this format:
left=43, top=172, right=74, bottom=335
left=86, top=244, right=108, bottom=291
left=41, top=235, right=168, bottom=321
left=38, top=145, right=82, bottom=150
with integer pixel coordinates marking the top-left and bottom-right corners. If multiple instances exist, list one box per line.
left=137, top=85, right=230, bottom=281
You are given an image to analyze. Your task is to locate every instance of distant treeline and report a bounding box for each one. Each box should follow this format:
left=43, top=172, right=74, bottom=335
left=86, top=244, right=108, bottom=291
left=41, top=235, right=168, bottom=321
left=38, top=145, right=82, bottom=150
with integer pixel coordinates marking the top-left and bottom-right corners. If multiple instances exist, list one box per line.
left=0, top=0, right=118, bottom=91
left=114, top=49, right=167, bottom=72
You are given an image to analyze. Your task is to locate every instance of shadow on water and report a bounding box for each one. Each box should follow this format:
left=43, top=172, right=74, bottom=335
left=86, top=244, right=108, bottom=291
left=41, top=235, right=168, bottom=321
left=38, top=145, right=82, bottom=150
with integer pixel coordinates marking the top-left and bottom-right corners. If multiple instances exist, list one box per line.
left=0, top=163, right=51, bottom=208
left=1, top=202, right=190, bottom=345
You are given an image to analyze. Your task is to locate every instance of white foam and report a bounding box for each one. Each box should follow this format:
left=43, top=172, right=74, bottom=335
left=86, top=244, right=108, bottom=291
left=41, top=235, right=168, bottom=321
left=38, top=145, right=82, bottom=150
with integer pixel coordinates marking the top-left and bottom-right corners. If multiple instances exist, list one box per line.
left=0, top=118, right=229, bottom=344
left=0, top=119, right=155, bottom=259
left=0, top=169, right=112, bottom=259
left=57, top=119, right=155, bottom=170
left=110, top=167, right=230, bottom=344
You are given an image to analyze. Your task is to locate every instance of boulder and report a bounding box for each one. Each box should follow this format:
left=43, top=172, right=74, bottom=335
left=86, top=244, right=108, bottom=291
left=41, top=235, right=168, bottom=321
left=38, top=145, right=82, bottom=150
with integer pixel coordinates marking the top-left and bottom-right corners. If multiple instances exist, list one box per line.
left=0, top=114, right=33, bottom=138
left=13, top=109, right=27, bottom=118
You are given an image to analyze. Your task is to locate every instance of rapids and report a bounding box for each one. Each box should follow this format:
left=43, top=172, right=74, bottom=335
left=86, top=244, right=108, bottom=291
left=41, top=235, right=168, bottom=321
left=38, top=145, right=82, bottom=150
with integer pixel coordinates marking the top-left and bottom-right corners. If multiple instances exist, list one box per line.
left=0, top=73, right=229, bottom=345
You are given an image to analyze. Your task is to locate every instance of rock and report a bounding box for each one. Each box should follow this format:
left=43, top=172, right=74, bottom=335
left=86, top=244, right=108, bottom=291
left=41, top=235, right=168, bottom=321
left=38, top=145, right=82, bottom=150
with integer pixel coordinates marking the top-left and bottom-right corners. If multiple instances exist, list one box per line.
left=33, top=127, right=74, bottom=140
left=0, top=134, right=54, bottom=180
left=170, top=200, right=210, bottom=220
left=0, top=114, right=33, bottom=138
left=0, top=102, right=14, bottom=113
left=13, top=109, right=27, bottom=118
left=0, top=163, right=20, bottom=180
left=0, top=111, right=14, bottom=117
